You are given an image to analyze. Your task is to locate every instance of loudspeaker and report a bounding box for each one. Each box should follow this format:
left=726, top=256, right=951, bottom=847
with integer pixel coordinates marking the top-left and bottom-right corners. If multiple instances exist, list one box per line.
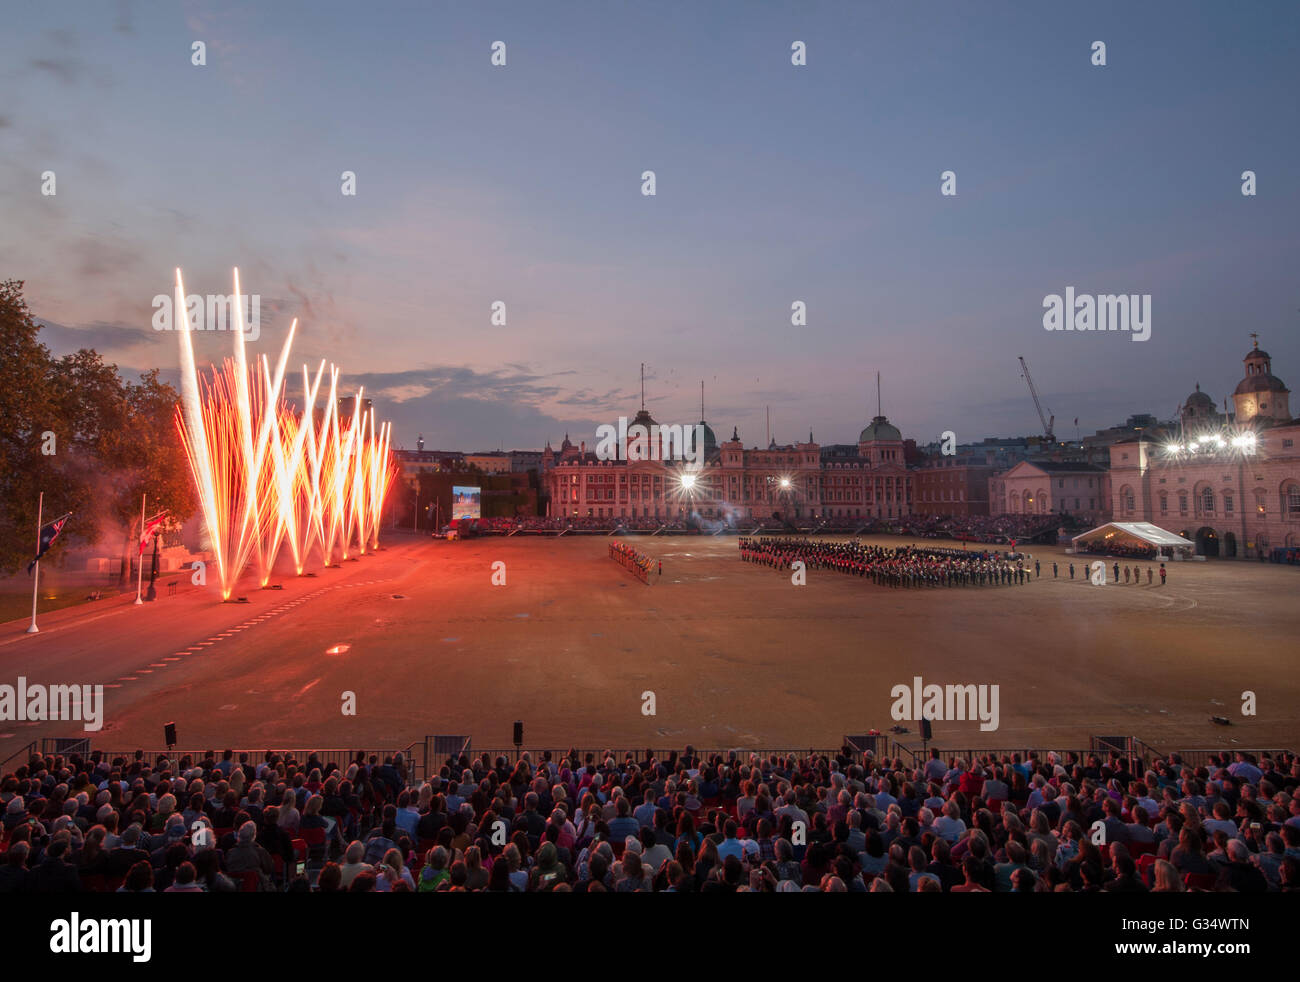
left=512, top=720, right=523, bottom=747
left=164, top=721, right=177, bottom=747
left=920, top=717, right=932, bottom=741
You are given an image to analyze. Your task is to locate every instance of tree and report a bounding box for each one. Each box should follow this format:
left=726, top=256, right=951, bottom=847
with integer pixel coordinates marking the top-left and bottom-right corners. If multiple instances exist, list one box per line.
left=0, top=279, right=196, bottom=577
left=0, top=279, right=75, bottom=572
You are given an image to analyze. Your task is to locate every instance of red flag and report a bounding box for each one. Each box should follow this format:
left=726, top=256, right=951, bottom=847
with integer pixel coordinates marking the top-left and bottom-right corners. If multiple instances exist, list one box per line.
left=139, top=511, right=168, bottom=555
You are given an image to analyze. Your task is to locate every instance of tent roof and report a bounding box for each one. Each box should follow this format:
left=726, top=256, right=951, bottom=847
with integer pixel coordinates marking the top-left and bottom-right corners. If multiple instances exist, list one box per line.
left=1071, top=522, right=1194, bottom=549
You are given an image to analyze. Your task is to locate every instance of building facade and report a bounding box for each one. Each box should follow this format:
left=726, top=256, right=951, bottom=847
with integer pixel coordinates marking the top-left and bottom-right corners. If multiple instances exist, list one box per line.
left=1108, top=342, right=1299, bottom=558
left=540, top=405, right=915, bottom=522
left=989, top=460, right=1111, bottom=524
left=914, top=458, right=993, bottom=516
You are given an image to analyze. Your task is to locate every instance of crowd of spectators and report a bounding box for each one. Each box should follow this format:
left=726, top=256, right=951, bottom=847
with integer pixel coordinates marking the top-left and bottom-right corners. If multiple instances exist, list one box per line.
left=441, top=513, right=1064, bottom=542
left=2, top=744, right=1296, bottom=893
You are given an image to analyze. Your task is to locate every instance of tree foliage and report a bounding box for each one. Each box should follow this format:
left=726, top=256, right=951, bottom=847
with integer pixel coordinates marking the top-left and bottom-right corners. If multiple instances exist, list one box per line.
left=0, top=279, right=196, bottom=576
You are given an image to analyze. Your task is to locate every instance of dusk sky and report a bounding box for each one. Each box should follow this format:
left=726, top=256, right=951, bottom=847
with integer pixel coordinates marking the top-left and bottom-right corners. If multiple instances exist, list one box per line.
left=3, top=1, right=1297, bottom=452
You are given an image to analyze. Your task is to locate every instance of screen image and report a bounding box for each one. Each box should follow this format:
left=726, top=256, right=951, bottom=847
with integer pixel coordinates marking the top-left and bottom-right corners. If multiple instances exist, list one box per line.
left=451, top=486, right=481, bottom=520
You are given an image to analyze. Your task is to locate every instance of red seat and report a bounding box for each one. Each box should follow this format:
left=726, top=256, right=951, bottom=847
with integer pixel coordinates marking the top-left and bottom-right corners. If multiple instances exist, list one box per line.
left=291, top=839, right=308, bottom=863
left=81, top=874, right=108, bottom=892
left=611, top=840, right=626, bottom=860
left=238, top=869, right=263, bottom=892
left=1136, top=855, right=1158, bottom=888
left=1128, top=840, right=1156, bottom=857
left=1184, top=872, right=1217, bottom=891
left=300, top=826, right=327, bottom=847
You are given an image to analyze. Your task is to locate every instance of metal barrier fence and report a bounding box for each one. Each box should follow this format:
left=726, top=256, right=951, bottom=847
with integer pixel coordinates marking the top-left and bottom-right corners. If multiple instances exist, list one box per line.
left=7, top=736, right=1291, bottom=783
left=426, top=747, right=849, bottom=771
left=20, top=740, right=425, bottom=779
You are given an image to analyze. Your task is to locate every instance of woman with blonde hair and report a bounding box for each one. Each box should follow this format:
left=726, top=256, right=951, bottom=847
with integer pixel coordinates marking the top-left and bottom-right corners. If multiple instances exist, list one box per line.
left=375, top=847, right=415, bottom=891
left=1152, top=859, right=1184, bottom=892
left=277, top=789, right=301, bottom=834
left=463, top=845, right=489, bottom=891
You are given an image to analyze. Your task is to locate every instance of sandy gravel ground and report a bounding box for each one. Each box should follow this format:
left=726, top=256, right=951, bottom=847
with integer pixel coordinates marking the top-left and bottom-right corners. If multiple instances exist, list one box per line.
left=1, top=533, right=1296, bottom=762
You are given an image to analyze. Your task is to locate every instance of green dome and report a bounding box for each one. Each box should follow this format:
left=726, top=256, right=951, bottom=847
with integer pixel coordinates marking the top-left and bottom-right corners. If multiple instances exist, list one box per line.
left=859, top=415, right=901, bottom=442
left=698, top=420, right=717, bottom=454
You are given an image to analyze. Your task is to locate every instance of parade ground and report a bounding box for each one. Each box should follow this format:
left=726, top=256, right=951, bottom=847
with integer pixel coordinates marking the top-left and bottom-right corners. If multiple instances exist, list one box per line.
left=2, top=533, right=1297, bottom=760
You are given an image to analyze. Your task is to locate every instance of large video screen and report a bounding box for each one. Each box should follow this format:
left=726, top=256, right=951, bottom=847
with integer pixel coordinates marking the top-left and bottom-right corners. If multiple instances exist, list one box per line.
left=451, top=485, right=481, bottom=520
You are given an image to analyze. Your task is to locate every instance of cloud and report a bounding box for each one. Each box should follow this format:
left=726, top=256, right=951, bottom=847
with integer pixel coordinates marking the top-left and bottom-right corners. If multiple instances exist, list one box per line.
left=36, top=317, right=155, bottom=357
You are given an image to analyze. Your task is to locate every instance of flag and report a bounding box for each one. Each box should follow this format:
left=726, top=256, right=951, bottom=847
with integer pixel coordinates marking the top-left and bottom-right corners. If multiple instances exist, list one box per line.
left=139, top=511, right=168, bottom=555
left=27, top=513, right=72, bottom=574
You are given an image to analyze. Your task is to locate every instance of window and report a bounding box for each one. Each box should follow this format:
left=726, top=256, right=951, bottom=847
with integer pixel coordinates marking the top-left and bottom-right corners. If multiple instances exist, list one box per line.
left=1225, top=495, right=1234, bottom=515
left=1288, top=485, right=1300, bottom=517
left=1178, top=493, right=1188, bottom=515
left=1201, top=488, right=1215, bottom=515
left=1159, top=493, right=1167, bottom=514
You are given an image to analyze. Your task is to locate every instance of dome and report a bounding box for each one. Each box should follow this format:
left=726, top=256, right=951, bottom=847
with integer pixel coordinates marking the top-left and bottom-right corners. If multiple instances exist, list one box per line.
left=629, top=408, right=657, bottom=429
left=1244, top=348, right=1271, bottom=361
left=859, top=415, right=901, bottom=443
left=1234, top=373, right=1288, bottom=396
left=1183, top=384, right=1215, bottom=410
left=698, top=420, right=717, bottom=454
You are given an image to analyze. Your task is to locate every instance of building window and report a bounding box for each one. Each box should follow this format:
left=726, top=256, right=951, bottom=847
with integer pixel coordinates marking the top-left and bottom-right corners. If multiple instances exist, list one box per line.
left=1179, top=493, right=1188, bottom=515
left=1288, top=485, right=1300, bottom=517
left=1225, top=495, right=1233, bottom=514
left=1201, top=488, right=1215, bottom=515
left=1159, top=493, right=1167, bottom=514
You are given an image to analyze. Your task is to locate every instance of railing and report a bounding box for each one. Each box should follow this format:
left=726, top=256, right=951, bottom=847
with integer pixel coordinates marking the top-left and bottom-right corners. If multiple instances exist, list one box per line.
left=1153, top=748, right=1294, bottom=771
left=0, top=741, right=38, bottom=773
left=426, top=747, right=847, bottom=771
left=13, top=736, right=1291, bottom=784
left=28, top=741, right=425, bottom=778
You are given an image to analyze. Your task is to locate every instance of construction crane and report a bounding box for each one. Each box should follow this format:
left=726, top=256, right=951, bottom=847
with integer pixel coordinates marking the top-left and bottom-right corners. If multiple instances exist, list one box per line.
left=1018, top=356, right=1055, bottom=443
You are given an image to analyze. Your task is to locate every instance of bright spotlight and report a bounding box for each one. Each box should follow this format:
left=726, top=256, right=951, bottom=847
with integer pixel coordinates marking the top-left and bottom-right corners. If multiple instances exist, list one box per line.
left=779, top=477, right=791, bottom=489
left=679, top=473, right=697, bottom=490
left=1165, top=443, right=1180, bottom=454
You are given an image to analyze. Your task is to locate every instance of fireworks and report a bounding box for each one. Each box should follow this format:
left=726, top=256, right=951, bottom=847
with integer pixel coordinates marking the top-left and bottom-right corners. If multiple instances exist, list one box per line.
left=174, top=268, right=396, bottom=599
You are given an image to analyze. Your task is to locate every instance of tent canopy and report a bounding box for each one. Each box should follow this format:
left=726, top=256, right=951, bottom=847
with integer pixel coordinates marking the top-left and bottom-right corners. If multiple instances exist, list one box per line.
left=1071, top=522, right=1194, bottom=551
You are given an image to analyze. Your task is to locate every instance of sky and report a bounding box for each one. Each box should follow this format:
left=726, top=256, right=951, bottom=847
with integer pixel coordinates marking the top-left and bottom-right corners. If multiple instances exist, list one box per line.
left=2, top=1, right=1298, bottom=453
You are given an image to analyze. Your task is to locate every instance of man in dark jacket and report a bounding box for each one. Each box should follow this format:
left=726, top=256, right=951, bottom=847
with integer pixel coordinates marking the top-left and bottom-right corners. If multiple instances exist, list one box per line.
left=32, top=839, right=81, bottom=892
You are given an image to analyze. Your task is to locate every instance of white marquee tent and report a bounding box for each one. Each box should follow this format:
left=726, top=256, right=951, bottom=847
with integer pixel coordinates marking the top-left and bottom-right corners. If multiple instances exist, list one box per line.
left=1071, top=522, right=1195, bottom=557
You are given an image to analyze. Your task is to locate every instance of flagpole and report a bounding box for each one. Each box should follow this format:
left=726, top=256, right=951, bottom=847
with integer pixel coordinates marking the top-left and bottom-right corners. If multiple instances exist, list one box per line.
left=135, top=492, right=146, bottom=605
left=27, top=492, right=43, bottom=634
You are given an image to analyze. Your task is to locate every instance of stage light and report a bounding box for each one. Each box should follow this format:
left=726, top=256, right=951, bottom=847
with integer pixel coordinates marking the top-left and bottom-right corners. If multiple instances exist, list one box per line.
left=779, top=477, right=791, bottom=489
left=680, top=473, right=697, bottom=490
